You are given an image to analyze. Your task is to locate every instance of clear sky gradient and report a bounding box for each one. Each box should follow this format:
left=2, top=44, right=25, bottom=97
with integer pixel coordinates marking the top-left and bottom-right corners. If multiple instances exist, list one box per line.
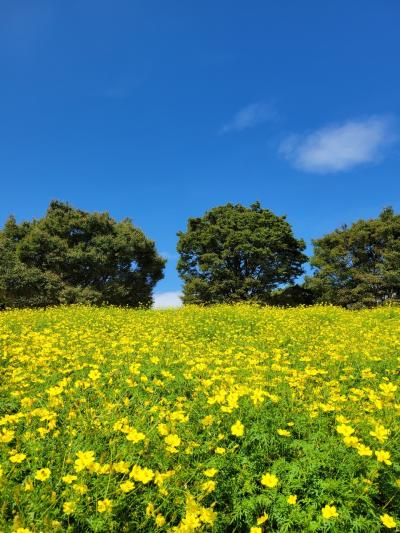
left=1, top=1, right=399, bottom=305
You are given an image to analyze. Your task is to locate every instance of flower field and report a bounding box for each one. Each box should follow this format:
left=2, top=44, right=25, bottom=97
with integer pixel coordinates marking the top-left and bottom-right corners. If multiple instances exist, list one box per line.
left=0, top=305, right=399, bottom=532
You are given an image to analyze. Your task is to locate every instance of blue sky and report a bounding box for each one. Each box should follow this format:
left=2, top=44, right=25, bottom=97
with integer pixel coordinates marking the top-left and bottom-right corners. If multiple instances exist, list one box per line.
left=1, top=1, right=399, bottom=306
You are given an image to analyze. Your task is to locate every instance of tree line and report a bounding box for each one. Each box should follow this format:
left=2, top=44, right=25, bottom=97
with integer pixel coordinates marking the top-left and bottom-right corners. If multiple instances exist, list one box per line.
left=0, top=200, right=399, bottom=309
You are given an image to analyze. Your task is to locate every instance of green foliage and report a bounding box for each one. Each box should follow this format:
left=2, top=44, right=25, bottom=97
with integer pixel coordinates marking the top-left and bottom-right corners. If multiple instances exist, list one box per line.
left=306, top=207, right=400, bottom=308
left=0, top=201, right=165, bottom=308
left=177, top=202, right=307, bottom=304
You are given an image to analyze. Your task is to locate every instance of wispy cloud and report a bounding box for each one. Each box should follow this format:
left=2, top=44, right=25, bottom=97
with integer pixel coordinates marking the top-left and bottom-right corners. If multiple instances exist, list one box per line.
left=153, top=291, right=182, bottom=308
left=280, top=116, right=396, bottom=173
left=220, top=102, right=277, bottom=134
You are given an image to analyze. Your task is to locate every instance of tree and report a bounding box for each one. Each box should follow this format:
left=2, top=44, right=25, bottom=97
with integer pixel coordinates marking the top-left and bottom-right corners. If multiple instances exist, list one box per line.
left=177, top=202, right=307, bottom=304
left=305, top=207, right=400, bottom=308
left=0, top=201, right=165, bottom=308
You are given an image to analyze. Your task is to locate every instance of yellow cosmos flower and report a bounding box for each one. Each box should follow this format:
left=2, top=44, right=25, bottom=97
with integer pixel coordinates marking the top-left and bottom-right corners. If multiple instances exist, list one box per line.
left=113, top=461, right=130, bottom=474
left=370, top=424, right=390, bottom=443
left=203, top=468, right=218, bottom=477
left=200, top=507, right=217, bottom=525
left=257, top=512, right=269, bottom=524
left=380, top=514, right=397, bottom=529
left=375, top=450, right=392, bottom=465
left=0, top=429, right=15, bottom=443
left=215, top=447, right=226, bottom=454
left=201, top=415, right=213, bottom=427
left=35, top=468, right=51, bottom=481
left=97, top=499, right=113, bottom=513
left=321, top=505, right=338, bottom=519
left=231, top=420, right=244, bottom=437
left=277, top=428, right=291, bottom=437
left=201, top=480, right=216, bottom=492
left=120, top=480, right=135, bottom=493
left=250, top=528, right=262, bottom=533
left=155, top=514, right=166, bottom=527
left=146, top=503, right=155, bottom=517
left=62, top=474, right=77, bottom=484
left=130, top=465, right=154, bottom=484
left=23, top=480, right=33, bottom=491
left=73, top=483, right=88, bottom=495
left=63, top=501, right=76, bottom=515
left=164, top=434, right=181, bottom=447
left=336, top=425, right=354, bottom=437
left=287, top=495, right=297, bottom=505
left=126, top=428, right=145, bottom=443
left=9, top=453, right=26, bottom=464
left=74, top=450, right=95, bottom=472
left=357, top=444, right=373, bottom=457
left=261, top=473, right=278, bottom=488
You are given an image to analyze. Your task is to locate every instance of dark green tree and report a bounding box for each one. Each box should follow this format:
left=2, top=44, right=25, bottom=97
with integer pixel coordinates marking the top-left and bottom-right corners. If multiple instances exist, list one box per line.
left=177, top=202, right=307, bottom=304
left=0, top=201, right=165, bottom=308
left=306, top=207, right=400, bottom=308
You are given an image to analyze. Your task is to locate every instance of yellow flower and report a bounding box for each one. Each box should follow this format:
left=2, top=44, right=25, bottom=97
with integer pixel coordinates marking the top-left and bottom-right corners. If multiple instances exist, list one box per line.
left=380, top=514, right=397, bottom=529
left=9, top=453, right=26, bottom=464
left=146, top=503, right=155, bottom=517
left=370, top=424, right=390, bottom=443
left=203, top=468, right=218, bottom=478
left=250, top=528, right=262, bottom=533
left=321, top=505, right=338, bottom=519
left=0, top=429, right=15, bottom=443
left=34, top=468, right=51, bottom=481
left=277, top=428, right=291, bottom=437
left=215, top=447, right=226, bottom=454
left=73, top=483, right=88, bottom=495
left=164, top=434, right=181, bottom=447
left=74, top=450, right=95, bottom=472
left=63, top=501, right=76, bottom=515
left=23, top=480, right=34, bottom=491
left=336, top=425, right=354, bottom=437
left=261, top=473, right=278, bottom=488
left=155, top=514, right=166, bottom=527
left=257, top=512, right=269, bottom=524
left=231, top=420, right=244, bottom=437
left=287, top=495, right=297, bottom=505
left=14, top=529, right=33, bottom=533
left=375, top=450, right=392, bottom=465
left=200, top=507, right=217, bottom=525
left=201, top=480, right=216, bottom=492
left=343, top=436, right=359, bottom=447
left=113, top=461, right=130, bottom=474
left=130, top=465, right=154, bottom=484
left=120, top=480, right=135, bottom=493
left=126, top=428, right=146, bottom=444
left=201, top=415, right=213, bottom=427
left=97, top=499, right=113, bottom=513
left=62, top=474, right=77, bottom=484
left=357, top=444, right=373, bottom=457
left=157, top=423, right=169, bottom=436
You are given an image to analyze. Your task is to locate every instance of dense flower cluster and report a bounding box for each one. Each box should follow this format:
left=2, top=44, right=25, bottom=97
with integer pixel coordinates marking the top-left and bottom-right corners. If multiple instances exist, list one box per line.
left=0, top=304, right=399, bottom=531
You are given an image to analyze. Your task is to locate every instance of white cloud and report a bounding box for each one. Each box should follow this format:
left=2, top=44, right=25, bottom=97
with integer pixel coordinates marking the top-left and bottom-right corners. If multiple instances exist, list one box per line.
left=280, top=116, right=396, bottom=173
left=153, top=291, right=182, bottom=309
left=220, top=102, right=277, bottom=133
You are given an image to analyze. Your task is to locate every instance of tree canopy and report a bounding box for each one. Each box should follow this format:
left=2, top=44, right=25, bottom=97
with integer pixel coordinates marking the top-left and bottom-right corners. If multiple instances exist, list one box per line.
left=0, top=201, right=165, bottom=308
left=177, top=202, right=307, bottom=304
left=306, top=207, right=400, bottom=308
